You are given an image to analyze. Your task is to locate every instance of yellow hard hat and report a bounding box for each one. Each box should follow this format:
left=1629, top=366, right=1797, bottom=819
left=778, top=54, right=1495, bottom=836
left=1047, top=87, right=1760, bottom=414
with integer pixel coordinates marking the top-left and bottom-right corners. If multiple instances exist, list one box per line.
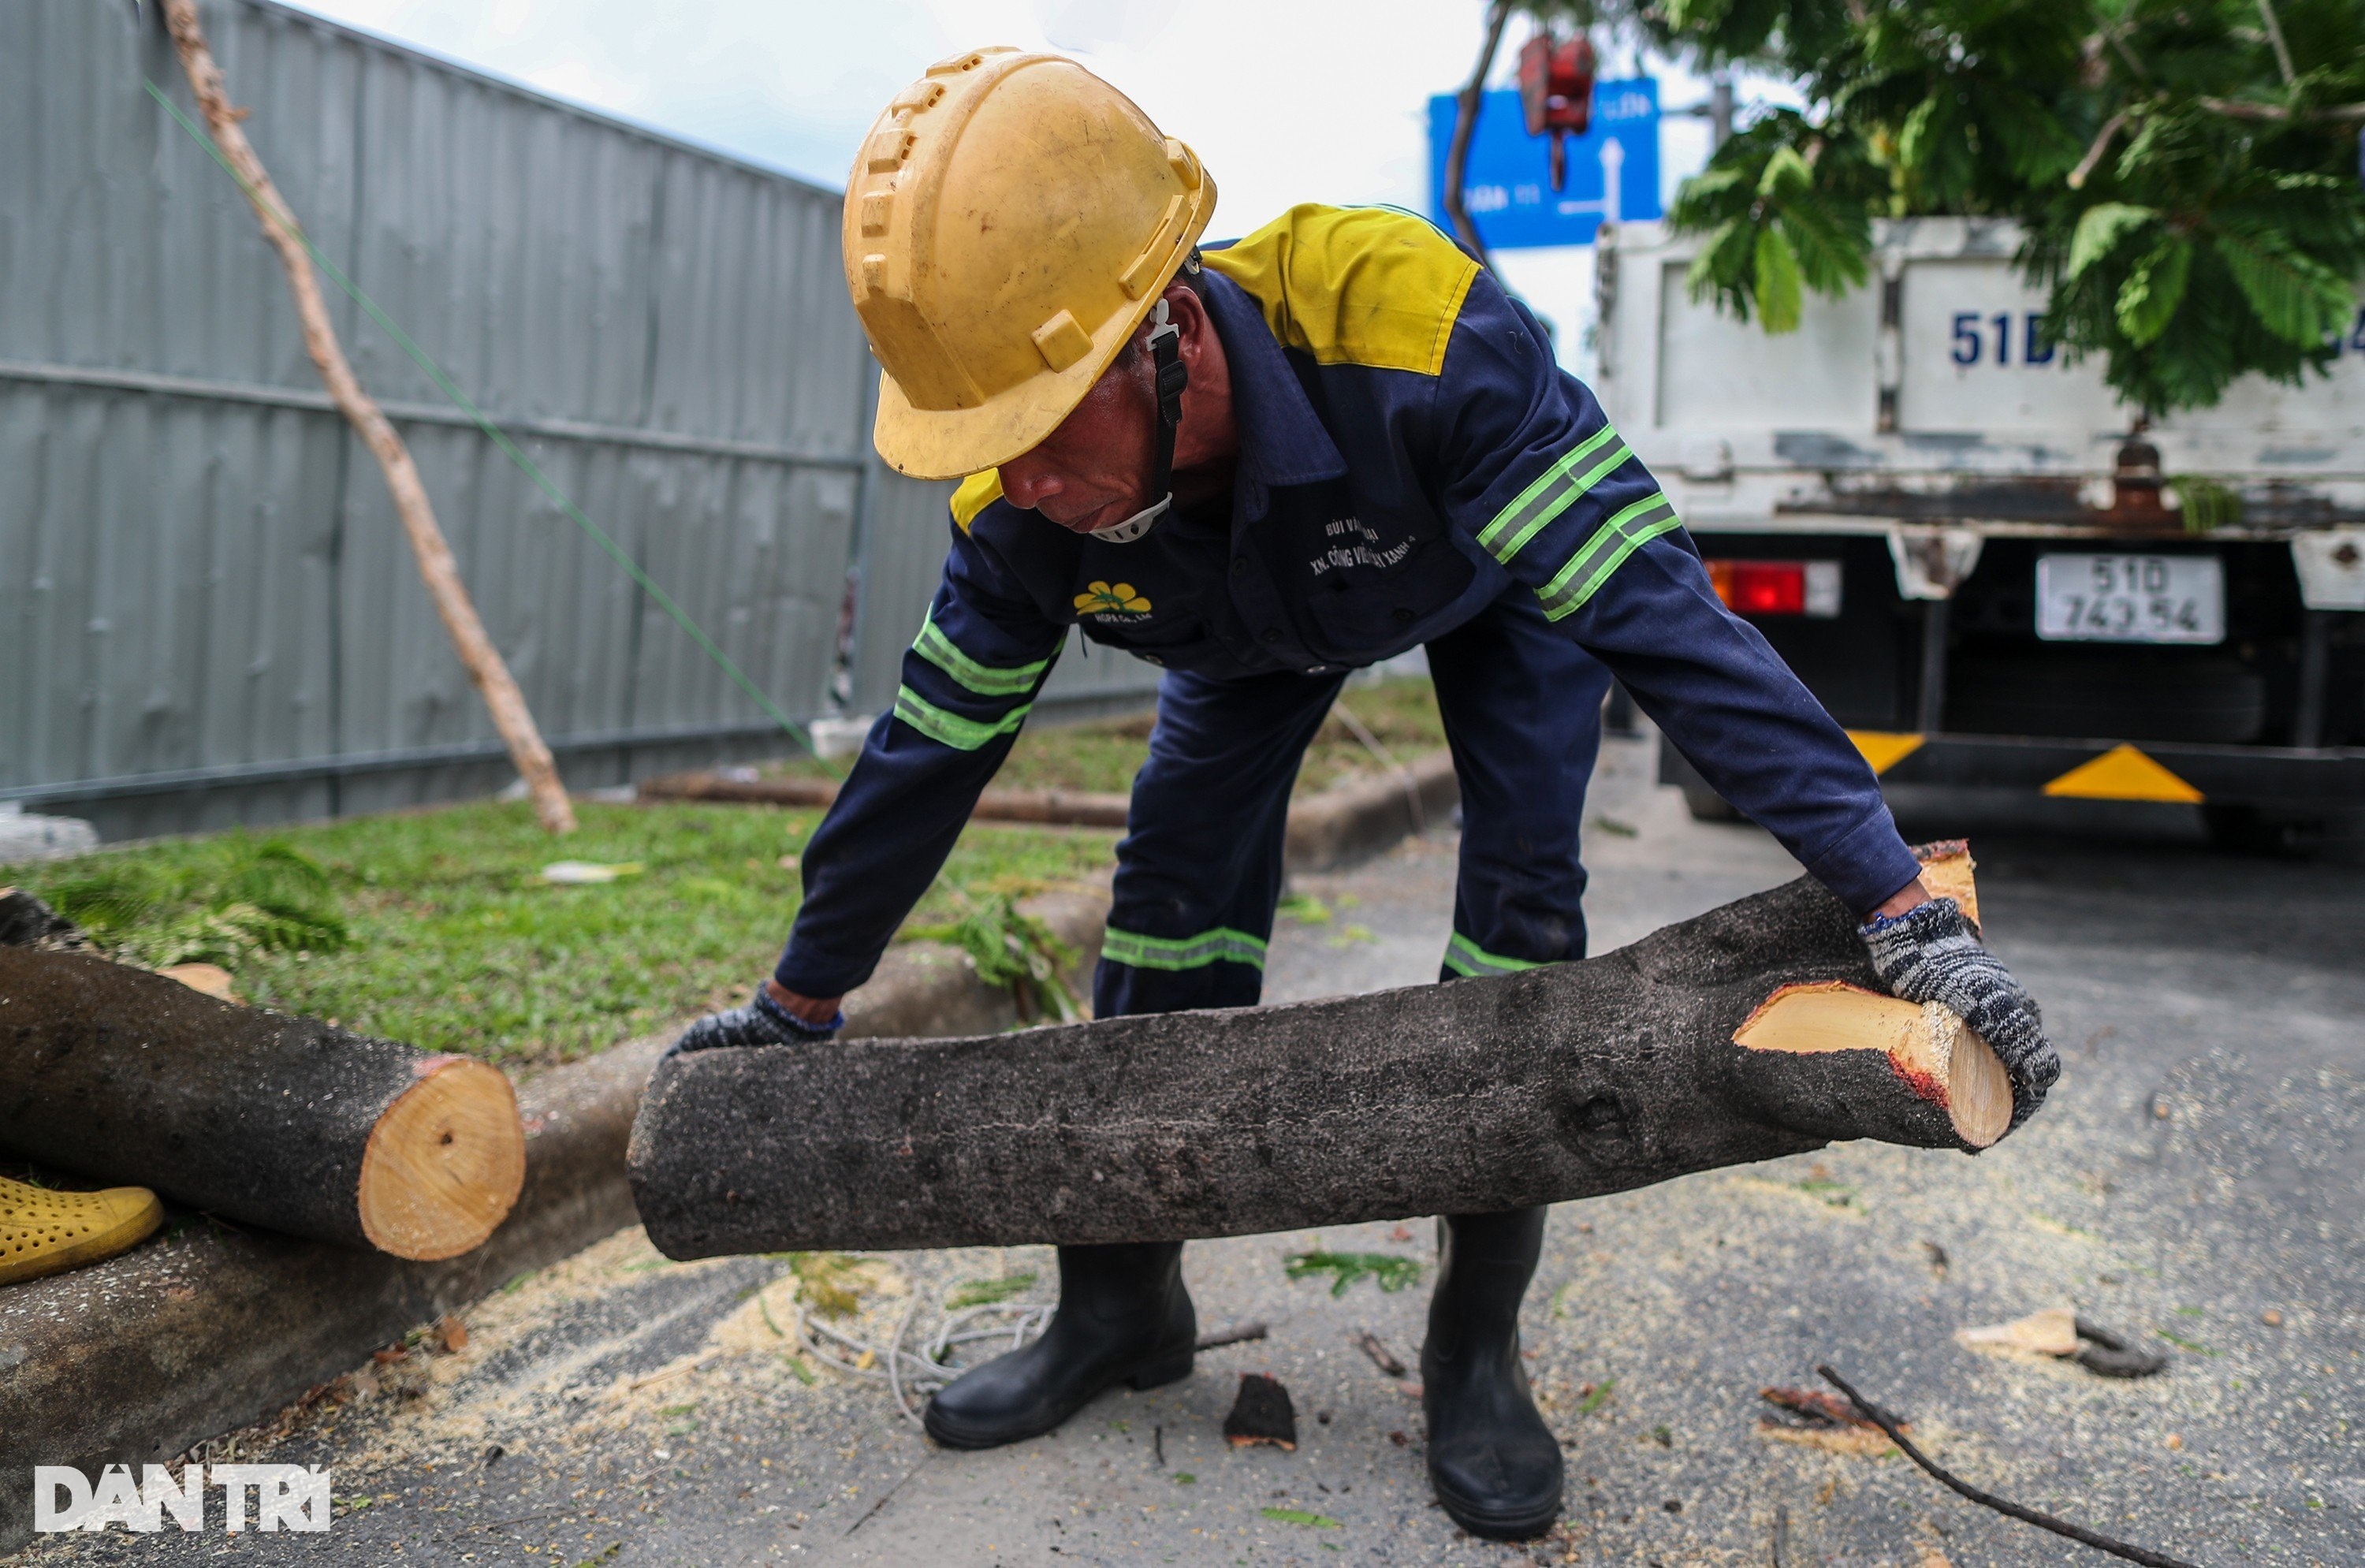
left=843, top=47, right=1218, bottom=480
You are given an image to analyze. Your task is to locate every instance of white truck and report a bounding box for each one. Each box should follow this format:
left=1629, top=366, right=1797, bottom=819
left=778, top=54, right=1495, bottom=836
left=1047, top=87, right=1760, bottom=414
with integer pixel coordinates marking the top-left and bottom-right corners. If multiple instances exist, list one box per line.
left=1592, top=217, right=2365, bottom=844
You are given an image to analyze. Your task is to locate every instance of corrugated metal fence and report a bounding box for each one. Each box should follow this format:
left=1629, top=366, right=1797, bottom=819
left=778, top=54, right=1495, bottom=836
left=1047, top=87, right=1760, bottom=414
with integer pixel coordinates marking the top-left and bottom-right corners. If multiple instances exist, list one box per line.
left=0, top=0, right=1159, bottom=840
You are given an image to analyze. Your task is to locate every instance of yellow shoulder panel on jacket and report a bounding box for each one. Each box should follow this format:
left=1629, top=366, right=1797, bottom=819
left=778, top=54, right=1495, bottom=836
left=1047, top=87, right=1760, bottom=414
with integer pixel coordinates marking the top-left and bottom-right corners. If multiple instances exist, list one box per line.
left=951, top=471, right=1005, bottom=531
left=1200, top=205, right=1479, bottom=377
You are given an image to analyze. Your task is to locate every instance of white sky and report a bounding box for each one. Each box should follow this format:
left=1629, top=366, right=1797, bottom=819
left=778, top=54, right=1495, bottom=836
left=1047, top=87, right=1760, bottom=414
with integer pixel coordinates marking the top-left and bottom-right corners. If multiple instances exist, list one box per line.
left=284, top=0, right=1763, bottom=366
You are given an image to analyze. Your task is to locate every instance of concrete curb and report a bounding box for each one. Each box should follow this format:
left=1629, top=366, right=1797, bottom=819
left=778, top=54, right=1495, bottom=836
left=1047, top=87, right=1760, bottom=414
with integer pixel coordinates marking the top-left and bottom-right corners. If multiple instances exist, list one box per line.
left=640, top=749, right=1461, bottom=877
left=640, top=772, right=1132, bottom=830
left=1283, top=750, right=1459, bottom=873
left=0, top=748, right=1455, bottom=1548
left=0, top=892, right=1108, bottom=1551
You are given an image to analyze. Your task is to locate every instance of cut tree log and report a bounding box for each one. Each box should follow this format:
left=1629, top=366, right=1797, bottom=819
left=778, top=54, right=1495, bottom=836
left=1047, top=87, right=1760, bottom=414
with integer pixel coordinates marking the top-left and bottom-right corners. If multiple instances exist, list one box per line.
left=628, top=858, right=2017, bottom=1257
left=0, top=948, right=523, bottom=1261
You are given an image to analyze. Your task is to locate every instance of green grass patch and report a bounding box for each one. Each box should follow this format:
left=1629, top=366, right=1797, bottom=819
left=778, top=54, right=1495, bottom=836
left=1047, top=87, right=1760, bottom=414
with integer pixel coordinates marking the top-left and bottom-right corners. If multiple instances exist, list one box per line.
left=1284, top=1250, right=1424, bottom=1297
left=945, top=1271, right=1041, bottom=1309
left=766, top=675, right=1447, bottom=797
left=1791, top=1176, right=1857, bottom=1209
left=3, top=801, right=1113, bottom=1071
left=773, top=1251, right=870, bottom=1320
left=903, top=896, right=1081, bottom=1022
left=1261, top=1508, right=1341, bottom=1529
left=35, top=836, right=348, bottom=969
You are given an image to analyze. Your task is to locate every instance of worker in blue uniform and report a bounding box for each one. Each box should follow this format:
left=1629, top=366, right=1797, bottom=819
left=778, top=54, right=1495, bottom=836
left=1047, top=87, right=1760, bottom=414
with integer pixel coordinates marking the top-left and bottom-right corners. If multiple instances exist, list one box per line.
left=672, top=49, right=2058, bottom=1541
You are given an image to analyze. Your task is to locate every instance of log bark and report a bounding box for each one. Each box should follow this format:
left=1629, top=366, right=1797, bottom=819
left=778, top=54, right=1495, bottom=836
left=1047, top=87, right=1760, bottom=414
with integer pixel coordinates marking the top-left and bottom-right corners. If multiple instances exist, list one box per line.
left=161, top=0, right=575, bottom=835
left=0, top=948, right=523, bottom=1260
left=628, top=870, right=2013, bottom=1257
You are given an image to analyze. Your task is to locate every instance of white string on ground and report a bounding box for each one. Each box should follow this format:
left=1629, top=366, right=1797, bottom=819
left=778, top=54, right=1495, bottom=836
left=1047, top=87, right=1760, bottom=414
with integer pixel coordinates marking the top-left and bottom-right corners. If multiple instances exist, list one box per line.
left=794, top=1286, right=1057, bottom=1427
left=1331, top=700, right=1425, bottom=835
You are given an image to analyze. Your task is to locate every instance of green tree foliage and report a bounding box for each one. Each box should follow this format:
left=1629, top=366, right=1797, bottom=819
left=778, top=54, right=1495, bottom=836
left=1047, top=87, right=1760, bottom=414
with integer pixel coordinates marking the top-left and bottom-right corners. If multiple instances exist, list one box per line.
left=1655, top=0, right=2365, bottom=414
left=43, top=838, right=349, bottom=970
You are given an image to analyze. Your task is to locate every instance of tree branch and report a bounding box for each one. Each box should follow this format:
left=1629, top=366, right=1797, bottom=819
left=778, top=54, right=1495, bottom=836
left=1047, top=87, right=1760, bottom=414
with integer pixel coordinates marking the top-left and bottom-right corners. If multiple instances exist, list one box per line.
left=2254, top=0, right=2297, bottom=91
left=2067, top=109, right=2131, bottom=190
left=1818, top=1366, right=2203, bottom=1568
left=162, top=0, right=576, bottom=834
left=1443, top=0, right=1512, bottom=270
left=2199, top=96, right=2365, bottom=125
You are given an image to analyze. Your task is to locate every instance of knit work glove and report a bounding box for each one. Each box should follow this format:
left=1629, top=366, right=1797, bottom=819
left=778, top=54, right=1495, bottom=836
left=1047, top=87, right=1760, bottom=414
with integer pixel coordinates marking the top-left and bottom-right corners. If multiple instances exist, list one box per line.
left=1860, top=898, right=2057, bottom=1131
left=666, top=987, right=844, bottom=1058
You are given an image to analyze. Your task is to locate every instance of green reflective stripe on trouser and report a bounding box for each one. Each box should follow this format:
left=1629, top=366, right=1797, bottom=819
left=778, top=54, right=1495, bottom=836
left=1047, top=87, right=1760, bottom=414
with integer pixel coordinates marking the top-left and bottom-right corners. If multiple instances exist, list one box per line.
left=892, top=686, right=1032, bottom=750
left=1473, top=424, right=1629, bottom=567
left=911, top=609, right=1050, bottom=697
left=1536, top=492, right=1683, bottom=622
left=1101, top=925, right=1268, bottom=973
left=1442, top=932, right=1551, bottom=978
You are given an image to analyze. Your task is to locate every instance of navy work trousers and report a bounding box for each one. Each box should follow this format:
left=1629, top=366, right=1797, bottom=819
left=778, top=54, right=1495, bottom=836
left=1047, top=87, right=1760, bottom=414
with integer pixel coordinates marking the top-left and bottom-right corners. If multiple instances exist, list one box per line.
left=1094, top=587, right=1612, bottom=1019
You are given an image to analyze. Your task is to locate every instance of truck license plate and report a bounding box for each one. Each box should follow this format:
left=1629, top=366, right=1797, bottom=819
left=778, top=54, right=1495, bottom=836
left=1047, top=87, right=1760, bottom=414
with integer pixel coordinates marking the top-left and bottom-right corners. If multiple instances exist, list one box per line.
left=2035, top=553, right=2224, bottom=643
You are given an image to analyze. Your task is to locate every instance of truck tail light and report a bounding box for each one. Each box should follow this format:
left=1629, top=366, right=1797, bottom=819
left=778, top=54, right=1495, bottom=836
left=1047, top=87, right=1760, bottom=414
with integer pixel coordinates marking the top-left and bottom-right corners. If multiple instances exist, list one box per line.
left=1707, top=559, right=1842, bottom=618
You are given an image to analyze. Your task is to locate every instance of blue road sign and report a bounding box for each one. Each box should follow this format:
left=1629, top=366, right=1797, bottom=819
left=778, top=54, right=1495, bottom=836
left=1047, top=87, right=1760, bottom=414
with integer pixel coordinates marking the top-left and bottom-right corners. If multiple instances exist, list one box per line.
left=1428, top=80, right=1660, bottom=249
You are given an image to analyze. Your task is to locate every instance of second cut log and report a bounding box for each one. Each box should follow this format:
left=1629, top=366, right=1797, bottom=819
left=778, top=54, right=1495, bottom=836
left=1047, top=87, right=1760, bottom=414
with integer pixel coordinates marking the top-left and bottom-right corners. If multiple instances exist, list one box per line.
left=628, top=858, right=2016, bottom=1257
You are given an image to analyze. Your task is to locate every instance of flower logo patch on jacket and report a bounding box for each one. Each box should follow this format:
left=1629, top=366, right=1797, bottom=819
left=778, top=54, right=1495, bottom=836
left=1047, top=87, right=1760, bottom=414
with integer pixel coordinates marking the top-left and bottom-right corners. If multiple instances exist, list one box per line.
left=1073, top=580, right=1152, bottom=619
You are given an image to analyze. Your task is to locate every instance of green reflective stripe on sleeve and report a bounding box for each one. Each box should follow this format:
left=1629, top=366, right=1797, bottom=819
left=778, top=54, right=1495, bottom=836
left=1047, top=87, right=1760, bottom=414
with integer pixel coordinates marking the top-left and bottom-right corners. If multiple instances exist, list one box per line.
left=1536, top=493, right=1684, bottom=622
left=892, top=686, right=1033, bottom=751
left=1473, top=424, right=1628, bottom=566
left=912, top=609, right=1051, bottom=697
left=1443, top=932, right=1551, bottom=978
left=1101, top=925, right=1268, bottom=973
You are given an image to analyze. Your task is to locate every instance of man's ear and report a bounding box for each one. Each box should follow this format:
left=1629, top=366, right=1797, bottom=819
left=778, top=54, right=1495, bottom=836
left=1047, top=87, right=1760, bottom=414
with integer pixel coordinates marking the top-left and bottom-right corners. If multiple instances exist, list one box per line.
left=1164, top=281, right=1216, bottom=369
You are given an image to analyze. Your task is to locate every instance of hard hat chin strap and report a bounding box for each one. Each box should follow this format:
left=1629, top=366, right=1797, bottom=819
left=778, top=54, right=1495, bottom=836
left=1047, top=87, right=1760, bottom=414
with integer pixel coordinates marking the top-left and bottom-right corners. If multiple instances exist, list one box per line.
left=1092, top=298, right=1189, bottom=546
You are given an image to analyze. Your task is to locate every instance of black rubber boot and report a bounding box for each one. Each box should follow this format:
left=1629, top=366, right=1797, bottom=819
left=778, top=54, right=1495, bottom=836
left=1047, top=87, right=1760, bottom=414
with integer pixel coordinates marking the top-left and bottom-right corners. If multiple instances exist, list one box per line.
left=1421, top=1206, right=1563, bottom=1540
left=923, top=1241, right=1194, bottom=1449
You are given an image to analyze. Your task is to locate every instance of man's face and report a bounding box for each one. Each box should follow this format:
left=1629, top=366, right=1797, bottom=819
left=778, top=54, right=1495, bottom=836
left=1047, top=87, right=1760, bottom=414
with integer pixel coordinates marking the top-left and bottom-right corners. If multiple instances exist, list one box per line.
left=996, top=341, right=1160, bottom=535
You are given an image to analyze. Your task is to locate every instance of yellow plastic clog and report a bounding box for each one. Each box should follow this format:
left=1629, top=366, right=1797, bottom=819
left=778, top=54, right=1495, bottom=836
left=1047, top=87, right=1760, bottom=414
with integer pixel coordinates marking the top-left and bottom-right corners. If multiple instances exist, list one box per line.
left=0, top=1175, right=165, bottom=1287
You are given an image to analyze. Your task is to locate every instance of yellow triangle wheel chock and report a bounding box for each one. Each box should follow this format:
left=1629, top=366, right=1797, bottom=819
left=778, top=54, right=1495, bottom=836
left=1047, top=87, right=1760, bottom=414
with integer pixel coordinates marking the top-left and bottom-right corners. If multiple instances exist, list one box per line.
left=1845, top=730, right=1926, bottom=776
left=2043, top=744, right=2205, bottom=804
left=0, top=1175, right=166, bottom=1287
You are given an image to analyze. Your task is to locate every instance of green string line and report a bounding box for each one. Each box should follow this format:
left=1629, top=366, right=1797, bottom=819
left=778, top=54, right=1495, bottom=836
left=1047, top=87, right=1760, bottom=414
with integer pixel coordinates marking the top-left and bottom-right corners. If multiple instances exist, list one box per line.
left=143, top=76, right=843, bottom=779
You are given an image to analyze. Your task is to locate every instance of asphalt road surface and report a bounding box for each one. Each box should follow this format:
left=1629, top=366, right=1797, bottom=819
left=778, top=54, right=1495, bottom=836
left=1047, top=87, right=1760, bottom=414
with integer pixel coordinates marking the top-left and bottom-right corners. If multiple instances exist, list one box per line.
left=18, top=731, right=2362, bottom=1567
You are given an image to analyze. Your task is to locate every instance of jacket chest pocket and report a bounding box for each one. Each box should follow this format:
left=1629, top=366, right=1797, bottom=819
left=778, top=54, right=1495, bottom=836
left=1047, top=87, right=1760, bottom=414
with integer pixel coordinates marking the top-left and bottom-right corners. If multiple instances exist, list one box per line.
left=1300, top=532, right=1471, bottom=653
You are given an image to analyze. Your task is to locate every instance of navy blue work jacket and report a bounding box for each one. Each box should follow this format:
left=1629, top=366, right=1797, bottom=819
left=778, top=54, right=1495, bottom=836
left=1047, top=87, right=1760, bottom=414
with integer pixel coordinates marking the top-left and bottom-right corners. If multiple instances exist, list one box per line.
left=775, top=206, right=1919, bottom=999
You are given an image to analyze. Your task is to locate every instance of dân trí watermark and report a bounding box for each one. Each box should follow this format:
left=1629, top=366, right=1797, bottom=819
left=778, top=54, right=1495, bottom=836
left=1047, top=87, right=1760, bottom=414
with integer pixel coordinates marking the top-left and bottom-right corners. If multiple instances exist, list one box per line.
left=35, top=1464, right=330, bottom=1533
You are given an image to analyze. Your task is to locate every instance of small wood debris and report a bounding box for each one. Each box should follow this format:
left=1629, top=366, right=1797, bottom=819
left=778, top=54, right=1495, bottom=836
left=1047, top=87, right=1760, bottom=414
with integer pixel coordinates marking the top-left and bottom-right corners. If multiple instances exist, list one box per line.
left=1956, top=1305, right=2079, bottom=1358
left=160, top=963, right=239, bottom=1001
left=1194, top=1320, right=1269, bottom=1352
left=1956, top=1308, right=2167, bottom=1376
left=432, top=1315, right=469, bottom=1354
left=1223, top=1373, right=1298, bottom=1451
left=1354, top=1330, right=1407, bottom=1378
left=1756, top=1385, right=1902, bottom=1458
left=1912, top=840, right=1980, bottom=929
left=2069, top=1318, right=2168, bottom=1378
